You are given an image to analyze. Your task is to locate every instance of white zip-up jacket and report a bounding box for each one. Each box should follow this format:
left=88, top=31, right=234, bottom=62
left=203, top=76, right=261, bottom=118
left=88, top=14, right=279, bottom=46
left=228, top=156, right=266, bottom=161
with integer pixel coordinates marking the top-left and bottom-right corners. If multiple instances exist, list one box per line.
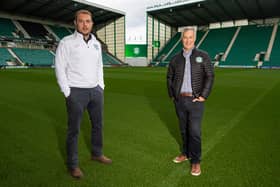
left=55, top=31, right=104, bottom=97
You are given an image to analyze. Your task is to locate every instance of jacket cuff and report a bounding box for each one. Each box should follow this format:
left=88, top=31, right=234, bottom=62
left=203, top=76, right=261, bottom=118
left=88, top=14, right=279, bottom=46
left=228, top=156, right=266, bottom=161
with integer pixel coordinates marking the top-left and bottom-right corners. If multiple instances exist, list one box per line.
left=98, top=83, right=105, bottom=89
left=62, top=86, right=70, bottom=98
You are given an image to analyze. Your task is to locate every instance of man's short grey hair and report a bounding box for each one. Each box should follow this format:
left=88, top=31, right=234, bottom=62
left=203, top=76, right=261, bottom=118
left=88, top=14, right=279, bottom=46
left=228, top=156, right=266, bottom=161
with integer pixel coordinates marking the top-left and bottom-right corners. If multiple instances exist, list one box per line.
left=181, top=26, right=197, bottom=40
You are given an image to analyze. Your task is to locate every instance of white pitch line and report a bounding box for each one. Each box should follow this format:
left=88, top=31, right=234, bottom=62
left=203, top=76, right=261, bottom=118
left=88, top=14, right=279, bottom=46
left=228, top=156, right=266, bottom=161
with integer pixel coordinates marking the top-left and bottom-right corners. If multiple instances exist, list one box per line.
left=203, top=82, right=276, bottom=155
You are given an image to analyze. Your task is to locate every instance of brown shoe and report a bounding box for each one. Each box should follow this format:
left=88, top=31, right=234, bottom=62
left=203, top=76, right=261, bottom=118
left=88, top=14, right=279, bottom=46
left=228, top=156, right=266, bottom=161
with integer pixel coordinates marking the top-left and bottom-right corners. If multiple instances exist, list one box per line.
left=68, top=167, right=83, bottom=179
left=173, top=154, right=188, bottom=163
left=91, top=155, right=112, bottom=164
left=191, top=163, right=201, bottom=176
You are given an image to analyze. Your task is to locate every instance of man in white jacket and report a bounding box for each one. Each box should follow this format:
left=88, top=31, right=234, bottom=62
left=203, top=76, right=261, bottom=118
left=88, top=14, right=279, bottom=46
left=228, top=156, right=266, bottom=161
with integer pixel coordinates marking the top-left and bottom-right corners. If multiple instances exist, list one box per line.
left=55, top=9, right=112, bottom=179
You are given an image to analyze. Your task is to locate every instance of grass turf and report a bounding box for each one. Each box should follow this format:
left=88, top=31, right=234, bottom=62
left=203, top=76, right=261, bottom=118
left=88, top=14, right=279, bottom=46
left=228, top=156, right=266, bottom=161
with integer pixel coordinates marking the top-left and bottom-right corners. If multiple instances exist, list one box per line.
left=0, top=68, right=279, bottom=187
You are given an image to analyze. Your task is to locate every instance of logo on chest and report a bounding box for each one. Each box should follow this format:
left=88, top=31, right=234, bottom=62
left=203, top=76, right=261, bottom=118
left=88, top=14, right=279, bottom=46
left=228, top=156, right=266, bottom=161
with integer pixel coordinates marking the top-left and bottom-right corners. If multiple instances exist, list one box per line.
left=195, top=56, right=203, bottom=63
left=93, top=44, right=99, bottom=50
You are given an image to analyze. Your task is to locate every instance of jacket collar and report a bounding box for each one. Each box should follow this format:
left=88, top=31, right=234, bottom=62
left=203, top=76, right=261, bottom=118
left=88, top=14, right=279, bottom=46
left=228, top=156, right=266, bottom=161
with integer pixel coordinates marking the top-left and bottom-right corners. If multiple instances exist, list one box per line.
left=181, top=47, right=198, bottom=57
left=74, top=30, right=96, bottom=42
left=182, top=47, right=193, bottom=57
left=178, top=47, right=199, bottom=65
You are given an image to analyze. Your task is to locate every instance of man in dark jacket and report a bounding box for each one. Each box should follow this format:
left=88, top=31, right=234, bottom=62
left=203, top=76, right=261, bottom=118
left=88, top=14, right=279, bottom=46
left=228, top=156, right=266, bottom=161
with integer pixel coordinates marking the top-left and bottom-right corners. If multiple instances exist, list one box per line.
left=167, top=27, right=214, bottom=176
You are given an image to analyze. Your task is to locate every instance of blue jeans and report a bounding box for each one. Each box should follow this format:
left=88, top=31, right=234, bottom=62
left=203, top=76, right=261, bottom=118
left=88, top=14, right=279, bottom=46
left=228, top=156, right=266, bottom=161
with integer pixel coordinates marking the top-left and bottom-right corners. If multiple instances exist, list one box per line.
left=65, top=86, right=104, bottom=169
left=174, top=96, right=204, bottom=164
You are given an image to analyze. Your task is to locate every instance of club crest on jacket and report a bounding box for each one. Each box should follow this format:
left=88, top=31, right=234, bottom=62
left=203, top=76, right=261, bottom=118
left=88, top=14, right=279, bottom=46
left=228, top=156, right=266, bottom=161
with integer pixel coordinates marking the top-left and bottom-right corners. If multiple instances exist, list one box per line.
left=195, top=56, right=203, bottom=63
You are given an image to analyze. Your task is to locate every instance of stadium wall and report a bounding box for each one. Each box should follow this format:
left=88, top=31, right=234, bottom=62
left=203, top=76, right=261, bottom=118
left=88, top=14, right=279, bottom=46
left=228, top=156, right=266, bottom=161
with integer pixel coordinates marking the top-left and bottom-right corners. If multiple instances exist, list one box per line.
left=146, top=15, right=176, bottom=62
left=96, top=17, right=125, bottom=62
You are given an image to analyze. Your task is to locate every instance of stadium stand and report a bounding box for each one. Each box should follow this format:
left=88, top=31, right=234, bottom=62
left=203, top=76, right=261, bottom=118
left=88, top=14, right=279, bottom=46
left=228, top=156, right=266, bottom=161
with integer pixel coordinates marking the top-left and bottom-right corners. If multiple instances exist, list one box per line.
left=102, top=52, right=122, bottom=65
left=68, top=28, right=75, bottom=33
left=151, top=24, right=276, bottom=68
left=167, top=30, right=205, bottom=61
left=12, top=48, right=54, bottom=66
left=0, top=17, right=17, bottom=37
left=220, top=25, right=273, bottom=67
left=154, top=30, right=205, bottom=66
left=0, top=0, right=126, bottom=68
left=49, top=25, right=72, bottom=40
left=18, top=20, right=49, bottom=39
left=0, top=48, right=13, bottom=66
left=147, top=0, right=280, bottom=68
left=154, top=32, right=181, bottom=62
left=265, top=25, right=280, bottom=67
left=199, top=27, right=237, bottom=61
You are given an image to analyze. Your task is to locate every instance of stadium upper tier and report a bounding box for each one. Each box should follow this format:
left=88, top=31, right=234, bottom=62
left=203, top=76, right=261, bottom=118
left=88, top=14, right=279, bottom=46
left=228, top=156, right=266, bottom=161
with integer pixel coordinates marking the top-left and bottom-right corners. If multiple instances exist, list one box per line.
left=19, top=20, right=49, bottom=39
left=0, top=17, right=123, bottom=66
left=0, top=18, right=17, bottom=37
left=49, top=25, right=72, bottom=40
left=152, top=24, right=279, bottom=67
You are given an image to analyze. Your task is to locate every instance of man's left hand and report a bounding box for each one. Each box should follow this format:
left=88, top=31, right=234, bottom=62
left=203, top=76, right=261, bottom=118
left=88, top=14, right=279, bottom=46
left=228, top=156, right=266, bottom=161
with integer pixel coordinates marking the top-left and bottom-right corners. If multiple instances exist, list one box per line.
left=192, top=96, right=205, bottom=102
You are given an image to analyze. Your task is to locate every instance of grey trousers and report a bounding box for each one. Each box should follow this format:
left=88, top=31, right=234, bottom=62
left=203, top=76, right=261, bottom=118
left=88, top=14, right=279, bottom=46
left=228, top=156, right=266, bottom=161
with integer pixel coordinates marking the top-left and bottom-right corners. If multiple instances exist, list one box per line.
left=65, top=86, right=104, bottom=169
left=174, top=96, right=204, bottom=164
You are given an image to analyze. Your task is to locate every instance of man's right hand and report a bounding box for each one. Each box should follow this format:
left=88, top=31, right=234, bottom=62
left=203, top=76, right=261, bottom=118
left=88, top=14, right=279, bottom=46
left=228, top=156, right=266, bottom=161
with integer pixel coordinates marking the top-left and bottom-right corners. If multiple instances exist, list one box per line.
left=64, top=88, right=71, bottom=98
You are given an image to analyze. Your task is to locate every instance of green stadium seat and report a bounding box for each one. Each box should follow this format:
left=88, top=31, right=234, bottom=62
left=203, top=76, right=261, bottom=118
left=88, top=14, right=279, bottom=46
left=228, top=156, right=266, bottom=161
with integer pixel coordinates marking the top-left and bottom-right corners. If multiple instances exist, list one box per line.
left=264, top=25, right=280, bottom=67
left=157, top=30, right=205, bottom=66
left=0, top=48, right=13, bottom=65
left=49, top=25, right=72, bottom=39
left=69, top=28, right=75, bottom=33
left=0, top=18, right=16, bottom=37
left=154, top=32, right=181, bottom=61
left=221, top=25, right=273, bottom=67
left=102, top=52, right=122, bottom=65
left=12, top=48, right=54, bottom=66
left=199, top=27, right=237, bottom=60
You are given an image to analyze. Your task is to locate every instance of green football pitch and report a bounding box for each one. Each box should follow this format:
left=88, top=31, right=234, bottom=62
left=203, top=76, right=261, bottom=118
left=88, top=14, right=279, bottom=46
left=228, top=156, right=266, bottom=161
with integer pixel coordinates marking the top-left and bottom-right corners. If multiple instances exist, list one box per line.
left=0, top=68, right=279, bottom=187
